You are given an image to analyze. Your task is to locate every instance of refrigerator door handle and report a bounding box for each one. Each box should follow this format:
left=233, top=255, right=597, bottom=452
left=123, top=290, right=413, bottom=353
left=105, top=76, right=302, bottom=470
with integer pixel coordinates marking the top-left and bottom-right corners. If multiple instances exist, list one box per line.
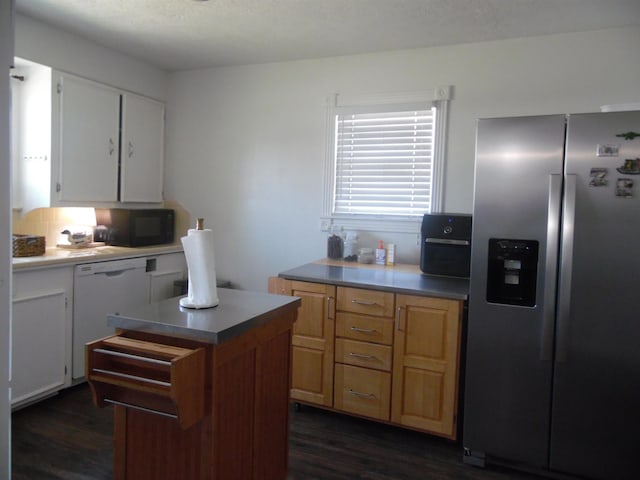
left=556, top=174, right=577, bottom=363
left=541, top=174, right=563, bottom=362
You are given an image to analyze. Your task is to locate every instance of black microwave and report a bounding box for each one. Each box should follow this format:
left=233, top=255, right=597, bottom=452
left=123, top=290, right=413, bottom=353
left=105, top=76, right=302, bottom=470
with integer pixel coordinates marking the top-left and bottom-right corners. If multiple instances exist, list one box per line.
left=94, top=208, right=175, bottom=247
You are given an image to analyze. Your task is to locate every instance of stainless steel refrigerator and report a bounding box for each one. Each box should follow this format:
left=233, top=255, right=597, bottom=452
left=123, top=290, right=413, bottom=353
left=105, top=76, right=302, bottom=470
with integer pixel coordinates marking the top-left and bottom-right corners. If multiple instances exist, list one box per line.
left=463, top=111, right=640, bottom=480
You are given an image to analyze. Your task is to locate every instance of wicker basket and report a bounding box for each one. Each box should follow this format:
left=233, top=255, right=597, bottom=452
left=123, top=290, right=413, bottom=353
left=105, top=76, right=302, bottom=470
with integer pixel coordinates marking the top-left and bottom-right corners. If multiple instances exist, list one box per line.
left=12, top=234, right=46, bottom=257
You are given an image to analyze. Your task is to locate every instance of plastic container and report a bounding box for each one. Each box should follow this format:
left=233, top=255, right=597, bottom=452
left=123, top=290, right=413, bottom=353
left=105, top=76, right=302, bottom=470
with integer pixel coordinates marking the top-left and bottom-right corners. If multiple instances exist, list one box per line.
left=357, top=248, right=375, bottom=264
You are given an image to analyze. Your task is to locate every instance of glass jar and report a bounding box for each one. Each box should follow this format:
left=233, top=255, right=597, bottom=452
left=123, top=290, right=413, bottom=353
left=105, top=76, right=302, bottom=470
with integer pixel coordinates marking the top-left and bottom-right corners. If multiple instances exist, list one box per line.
left=327, top=227, right=344, bottom=259
left=343, top=231, right=358, bottom=261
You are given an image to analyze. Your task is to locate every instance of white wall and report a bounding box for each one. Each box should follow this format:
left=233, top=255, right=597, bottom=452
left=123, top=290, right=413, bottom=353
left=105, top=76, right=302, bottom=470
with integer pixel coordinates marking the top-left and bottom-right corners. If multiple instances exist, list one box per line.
left=1, top=1, right=12, bottom=476
left=165, top=27, right=640, bottom=292
left=14, top=14, right=168, bottom=101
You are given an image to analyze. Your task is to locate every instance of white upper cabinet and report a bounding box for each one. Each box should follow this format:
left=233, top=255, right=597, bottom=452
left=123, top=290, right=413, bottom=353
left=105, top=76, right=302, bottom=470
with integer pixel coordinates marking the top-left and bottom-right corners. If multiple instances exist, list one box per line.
left=12, top=59, right=166, bottom=212
left=120, top=93, right=165, bottom=203
left=55, top=73, right=121, bottom=202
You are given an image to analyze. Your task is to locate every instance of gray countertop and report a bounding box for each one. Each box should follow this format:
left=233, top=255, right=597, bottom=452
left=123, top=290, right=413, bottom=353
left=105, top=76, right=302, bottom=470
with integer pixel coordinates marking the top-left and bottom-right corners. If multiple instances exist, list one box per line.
left=279, top=261, right=469, bottom=300
left=107, top=288, right=301, bottom=344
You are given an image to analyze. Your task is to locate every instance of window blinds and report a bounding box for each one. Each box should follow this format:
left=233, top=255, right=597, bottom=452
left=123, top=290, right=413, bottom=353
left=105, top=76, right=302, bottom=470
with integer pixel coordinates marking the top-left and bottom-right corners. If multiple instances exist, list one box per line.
left=334, top=107, right=435, bottom=216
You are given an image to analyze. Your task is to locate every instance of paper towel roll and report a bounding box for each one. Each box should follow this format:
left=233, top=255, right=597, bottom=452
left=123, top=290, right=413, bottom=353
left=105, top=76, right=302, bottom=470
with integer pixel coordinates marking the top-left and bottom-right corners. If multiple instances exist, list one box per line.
left=179, top=228, right=219, bottom=309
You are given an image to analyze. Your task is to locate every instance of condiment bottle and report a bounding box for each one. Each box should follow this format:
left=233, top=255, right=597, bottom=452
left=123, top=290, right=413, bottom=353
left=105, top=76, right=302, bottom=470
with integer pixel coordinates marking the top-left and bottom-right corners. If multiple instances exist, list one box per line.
left=375, top=240, right=386, bottom=265
left=386, top=243, right=396, bottom=266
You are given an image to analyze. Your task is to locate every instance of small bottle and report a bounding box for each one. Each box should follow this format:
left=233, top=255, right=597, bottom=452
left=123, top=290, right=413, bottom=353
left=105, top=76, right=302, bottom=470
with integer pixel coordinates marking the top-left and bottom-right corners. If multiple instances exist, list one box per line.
left=375, top=240, right=386, bottom=265
left=386, top=243, right=396, bottom=266
left=196, top=218, right=204, bottom=230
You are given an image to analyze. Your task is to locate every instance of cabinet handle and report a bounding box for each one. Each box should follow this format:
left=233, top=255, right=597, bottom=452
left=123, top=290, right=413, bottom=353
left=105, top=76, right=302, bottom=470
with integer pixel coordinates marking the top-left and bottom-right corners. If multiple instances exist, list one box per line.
left=396, top=306, right=404, bottom=331
left=348, top=389, right=376, bottom=399
left=108, top=138, right=115, bottom=155
left=128, top=141, right=134, bottom=158
left=91, top=368, right=171, bottom=388
left=348, top=352, right=376, bottom=360
left=351, top=299, right=378, bottom=306
left=326, top=296, right=333, bottom=320
left=103, top=398, right=178, bottom=420
left=350, top=326, right=377, bottom=334
left=93, top=348, right=172, bottom=366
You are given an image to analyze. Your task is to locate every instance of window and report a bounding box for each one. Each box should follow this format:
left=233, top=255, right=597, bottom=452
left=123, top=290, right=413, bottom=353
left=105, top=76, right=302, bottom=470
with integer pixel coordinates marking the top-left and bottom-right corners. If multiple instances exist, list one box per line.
left=322, top=87, right=450, bottom=233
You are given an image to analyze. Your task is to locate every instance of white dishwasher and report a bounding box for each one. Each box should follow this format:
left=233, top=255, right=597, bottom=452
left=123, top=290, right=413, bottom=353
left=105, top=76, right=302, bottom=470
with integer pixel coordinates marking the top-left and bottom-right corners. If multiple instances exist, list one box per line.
left=72, top=257, right=148, bottom=380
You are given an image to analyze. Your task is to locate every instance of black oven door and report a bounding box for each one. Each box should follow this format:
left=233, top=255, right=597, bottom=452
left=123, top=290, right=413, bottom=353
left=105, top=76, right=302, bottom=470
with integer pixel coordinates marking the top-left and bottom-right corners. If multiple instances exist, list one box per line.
left=420, top=238, right=471, bottom=277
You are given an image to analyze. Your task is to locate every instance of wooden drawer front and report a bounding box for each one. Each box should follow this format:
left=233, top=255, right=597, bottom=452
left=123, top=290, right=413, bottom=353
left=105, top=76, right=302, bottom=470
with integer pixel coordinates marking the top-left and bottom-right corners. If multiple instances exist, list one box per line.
left=86, top=335, right=206, bottom=429
left=335, top=338, right=392, bottom=372
left=336, top=312, right=394, bottom=345
left=334, top=364, right=391, bottom=421
left=337, top=287, right=394, bottom=317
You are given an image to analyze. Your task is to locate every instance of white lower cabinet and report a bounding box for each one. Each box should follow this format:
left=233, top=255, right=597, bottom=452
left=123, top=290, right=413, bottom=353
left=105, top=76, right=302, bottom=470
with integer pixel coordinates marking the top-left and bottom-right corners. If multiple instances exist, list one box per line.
left=146, top=252, right=187, bottom=303
left=11, top=266, right=73, bottom=408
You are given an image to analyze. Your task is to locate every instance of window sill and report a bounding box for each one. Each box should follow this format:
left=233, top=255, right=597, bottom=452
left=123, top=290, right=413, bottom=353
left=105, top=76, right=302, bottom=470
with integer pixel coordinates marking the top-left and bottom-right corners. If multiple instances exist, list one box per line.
left=320, top=215, right=422, bottom=234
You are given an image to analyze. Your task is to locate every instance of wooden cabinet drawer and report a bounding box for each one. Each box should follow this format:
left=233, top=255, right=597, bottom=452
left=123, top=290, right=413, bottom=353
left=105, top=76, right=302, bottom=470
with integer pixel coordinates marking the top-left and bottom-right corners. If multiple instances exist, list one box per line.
left=86, top=335, right=206, bottom=429
left=335, top=338, right=392, bottom=372
left=337, top=287, right=394, bottom=317
left=334, top=364, right=390, bottom=421
left=336, top=312, right=394, bottom=345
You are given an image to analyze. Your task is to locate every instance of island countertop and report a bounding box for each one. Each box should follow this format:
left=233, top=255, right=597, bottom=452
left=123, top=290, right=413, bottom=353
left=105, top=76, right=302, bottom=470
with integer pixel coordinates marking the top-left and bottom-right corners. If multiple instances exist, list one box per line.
left=107, top=287, right=301, bottom=344
left=278, top=259, right=469, bottom=300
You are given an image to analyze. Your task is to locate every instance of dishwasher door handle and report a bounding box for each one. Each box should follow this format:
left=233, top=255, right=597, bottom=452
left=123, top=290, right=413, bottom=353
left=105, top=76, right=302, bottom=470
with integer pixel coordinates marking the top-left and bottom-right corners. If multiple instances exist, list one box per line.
left=97, top=267, right=138, bottom=278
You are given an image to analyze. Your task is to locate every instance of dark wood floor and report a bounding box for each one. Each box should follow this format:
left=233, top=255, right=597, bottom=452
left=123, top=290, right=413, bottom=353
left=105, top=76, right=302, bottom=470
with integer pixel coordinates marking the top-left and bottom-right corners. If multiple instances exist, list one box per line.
left=11, top=384, right=541, bottom=480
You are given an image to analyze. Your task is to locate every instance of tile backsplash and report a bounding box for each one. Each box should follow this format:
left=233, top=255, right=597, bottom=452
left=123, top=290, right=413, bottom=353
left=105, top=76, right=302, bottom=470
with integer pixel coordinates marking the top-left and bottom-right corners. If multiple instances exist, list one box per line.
left=13, top=207, right=96, bottom=247
left=13, top=200, right=191, bottom=249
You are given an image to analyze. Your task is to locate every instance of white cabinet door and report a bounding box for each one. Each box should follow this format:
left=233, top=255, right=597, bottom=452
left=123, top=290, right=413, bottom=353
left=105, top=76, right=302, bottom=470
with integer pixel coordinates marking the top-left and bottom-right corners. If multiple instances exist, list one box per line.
left=120, top=93, right=165, bottom=203
left=11, top=267, right=72, bottom=408
left=55, top=73, right=120, bottom=202
left=146, top=252, right=187, bottom=303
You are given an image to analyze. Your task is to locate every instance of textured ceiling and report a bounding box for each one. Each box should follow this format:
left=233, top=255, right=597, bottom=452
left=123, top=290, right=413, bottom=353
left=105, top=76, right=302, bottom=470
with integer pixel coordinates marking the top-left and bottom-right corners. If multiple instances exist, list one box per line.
left=15, top=0, right=640, bottom=72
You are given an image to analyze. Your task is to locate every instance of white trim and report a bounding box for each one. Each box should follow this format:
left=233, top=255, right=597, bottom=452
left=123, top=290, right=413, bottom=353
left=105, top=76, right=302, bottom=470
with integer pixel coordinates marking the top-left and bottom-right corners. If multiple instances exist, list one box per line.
left=336, top=86, right=450, bottom=107
left=431, top=96, right=449, bottom=213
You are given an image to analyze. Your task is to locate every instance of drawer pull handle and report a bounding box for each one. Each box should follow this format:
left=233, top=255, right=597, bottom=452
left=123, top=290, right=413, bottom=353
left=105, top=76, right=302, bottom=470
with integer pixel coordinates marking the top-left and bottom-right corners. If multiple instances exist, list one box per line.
left=348, top=352, right=376, bottom=360
left=396, top=306, right=404, bottom=331
left=350, top=326, right=377, bottom=334
left=93, top=348, right=172, bottom=366
left=92, top=368, right=172, bottom=388
left=351, top=299, right=379, bottom=306
left=103, top=398, right=178, bottom=419
left=348, top=389, right=376, bottom=399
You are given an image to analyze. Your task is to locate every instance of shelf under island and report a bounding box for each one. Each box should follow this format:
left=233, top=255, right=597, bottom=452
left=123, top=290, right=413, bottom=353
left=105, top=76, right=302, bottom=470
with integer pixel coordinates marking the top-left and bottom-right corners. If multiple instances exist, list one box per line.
left=85, top=288, right=301, bottom=480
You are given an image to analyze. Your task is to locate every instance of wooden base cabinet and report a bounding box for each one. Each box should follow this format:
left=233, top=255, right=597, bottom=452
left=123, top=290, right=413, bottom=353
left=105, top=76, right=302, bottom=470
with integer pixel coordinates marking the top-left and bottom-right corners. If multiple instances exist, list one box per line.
left=270, top=277, right=463, bottom=440
left=269, top=278, right=335, bottom=407
left=392, top=294, right=462, bottom=439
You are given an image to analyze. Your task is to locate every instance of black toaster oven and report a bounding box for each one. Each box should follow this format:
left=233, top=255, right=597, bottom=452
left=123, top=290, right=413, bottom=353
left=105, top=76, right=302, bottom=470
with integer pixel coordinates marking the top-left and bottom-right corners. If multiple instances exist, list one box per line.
left=420, top=213, right=472, bottom=277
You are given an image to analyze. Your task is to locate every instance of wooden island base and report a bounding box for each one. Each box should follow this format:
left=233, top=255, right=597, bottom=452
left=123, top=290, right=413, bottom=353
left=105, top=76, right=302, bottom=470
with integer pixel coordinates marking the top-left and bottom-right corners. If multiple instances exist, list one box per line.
left=86, top=296, right=299, bottom=480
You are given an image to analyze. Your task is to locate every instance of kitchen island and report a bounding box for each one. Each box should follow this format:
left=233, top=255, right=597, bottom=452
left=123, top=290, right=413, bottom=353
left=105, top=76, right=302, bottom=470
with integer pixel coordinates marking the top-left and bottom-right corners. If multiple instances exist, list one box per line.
left=86, top=288, right=300, bottom=480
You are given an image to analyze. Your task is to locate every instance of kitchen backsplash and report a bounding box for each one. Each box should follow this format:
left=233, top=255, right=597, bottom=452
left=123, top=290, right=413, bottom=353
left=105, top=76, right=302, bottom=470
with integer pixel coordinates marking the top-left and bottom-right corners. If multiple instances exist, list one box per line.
left=13, top=200, right=191, bottom=249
